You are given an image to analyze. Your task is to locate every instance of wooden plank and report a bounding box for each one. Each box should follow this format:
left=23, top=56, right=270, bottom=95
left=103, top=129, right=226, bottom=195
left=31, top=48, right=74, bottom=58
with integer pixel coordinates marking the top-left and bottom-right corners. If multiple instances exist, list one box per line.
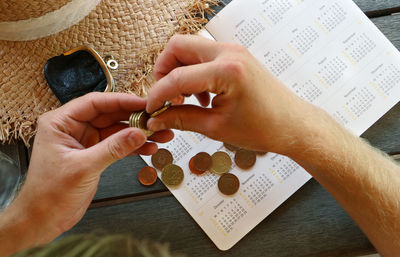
left=215, top=0, right=400, bottom=14
left=64, top=179, right=375, bottom=257
left=93, top=156, right=166, bottom=200
left=353, top=0, right=400, bottom=13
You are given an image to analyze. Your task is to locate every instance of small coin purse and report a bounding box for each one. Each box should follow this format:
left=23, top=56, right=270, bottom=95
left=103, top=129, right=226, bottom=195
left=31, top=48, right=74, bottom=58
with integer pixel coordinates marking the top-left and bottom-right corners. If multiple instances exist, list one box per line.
left=44, top=46, right=117, bottom=104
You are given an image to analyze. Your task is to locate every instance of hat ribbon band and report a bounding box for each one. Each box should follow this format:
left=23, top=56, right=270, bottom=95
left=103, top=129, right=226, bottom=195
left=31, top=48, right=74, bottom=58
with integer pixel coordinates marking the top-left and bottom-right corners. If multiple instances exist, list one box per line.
left=0, top=0, right=101, bottom=41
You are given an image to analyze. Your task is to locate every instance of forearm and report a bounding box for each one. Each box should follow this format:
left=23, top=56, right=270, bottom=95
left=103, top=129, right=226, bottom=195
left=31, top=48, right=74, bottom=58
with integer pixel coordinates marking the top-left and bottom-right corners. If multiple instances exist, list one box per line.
left=0, top=190, right=54, bottom=257
left=288, top=107, right=400, bottom=256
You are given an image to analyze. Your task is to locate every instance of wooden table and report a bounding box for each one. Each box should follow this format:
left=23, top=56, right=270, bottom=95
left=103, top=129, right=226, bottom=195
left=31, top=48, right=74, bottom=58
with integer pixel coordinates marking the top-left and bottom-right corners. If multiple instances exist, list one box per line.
left=1, top=1, right=400, bottom=256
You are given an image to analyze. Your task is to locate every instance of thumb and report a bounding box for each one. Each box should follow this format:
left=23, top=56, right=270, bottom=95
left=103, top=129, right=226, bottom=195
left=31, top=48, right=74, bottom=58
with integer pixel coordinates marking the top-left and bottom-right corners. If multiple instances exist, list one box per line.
left=147, top=105, right=217, bottom=135
left=81, top=128, right=147, bottom=172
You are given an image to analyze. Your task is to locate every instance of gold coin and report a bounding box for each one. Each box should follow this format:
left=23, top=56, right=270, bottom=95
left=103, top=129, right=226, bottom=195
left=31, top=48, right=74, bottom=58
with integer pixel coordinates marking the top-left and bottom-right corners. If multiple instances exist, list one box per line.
left=234, top=149, right=256, bottom=170
left=210, top=151, right=232, bottom=175
left=218, top=173, right=240, bottom=195
left=151, top=148, right=173, bottom=170
left=162, top=164, right=184, bottom=186
left=150, top=102, right=172, bottom=117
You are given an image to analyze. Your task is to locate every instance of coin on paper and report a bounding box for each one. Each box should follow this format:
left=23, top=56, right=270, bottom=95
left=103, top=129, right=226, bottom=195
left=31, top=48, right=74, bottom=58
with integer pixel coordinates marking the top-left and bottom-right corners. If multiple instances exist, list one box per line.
left=234, top=149, right=256, bottom=170
left=162, top=164, right=184, bottom=186
left=193, top=152, right=212, bottom=172
left=189, top=157, right=206, bottom=175
left=210, top=151, right=232, bottom=175
left=138, top=166, right=157, bottom=186
left=255, top=151, right=268, bottom=156
left=151, top=148, right=173, bottom=170
left=223, top=142, right=240, bottom=152
left=218, top=173, right=240, bottom=195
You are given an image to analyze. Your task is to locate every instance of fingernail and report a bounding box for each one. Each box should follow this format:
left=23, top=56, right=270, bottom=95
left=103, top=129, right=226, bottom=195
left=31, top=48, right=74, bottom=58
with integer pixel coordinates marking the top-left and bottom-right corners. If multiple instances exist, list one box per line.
left=147, top=118, right=166, bottom=131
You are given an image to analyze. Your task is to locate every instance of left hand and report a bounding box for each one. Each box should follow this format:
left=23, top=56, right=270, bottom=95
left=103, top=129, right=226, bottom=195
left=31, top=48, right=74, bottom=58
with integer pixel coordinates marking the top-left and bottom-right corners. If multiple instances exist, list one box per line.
left=0, top=92, right=173, bottom=254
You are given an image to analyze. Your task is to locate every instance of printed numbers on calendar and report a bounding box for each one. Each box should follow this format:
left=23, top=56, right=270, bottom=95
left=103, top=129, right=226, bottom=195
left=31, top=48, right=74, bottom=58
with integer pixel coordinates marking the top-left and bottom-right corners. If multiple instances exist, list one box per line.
left=316, top=2, right=347, bottom=33
left=289, top=26, right=319, bottom=56
left=171, top=135, right=192, bottom=162
left=343, top=87, right=376, bottom=119
left=371, top=64, right=400, bottom=95
left=263, top=48, right=295, bottom=77
left=186, top=173, right=218, bottom=201
left=213, top=199, right=247, bottom=234
left=261, top=0, right=293, bottom=25
left=292, top=80, right=323, bottom=103
left=343, top=33, right=376, bottom=64
left=242, top=173, right=274, bottom=206
left=234, top=18, right=265, bottom=48
left=317, top=56, right=348, bottom=87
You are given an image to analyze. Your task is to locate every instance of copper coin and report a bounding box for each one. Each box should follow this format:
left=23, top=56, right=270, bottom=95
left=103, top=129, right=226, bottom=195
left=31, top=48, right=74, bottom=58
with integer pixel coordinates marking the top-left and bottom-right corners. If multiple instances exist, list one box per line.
left=161, top=164, right=184, bottom=186
left=234, top=149, right=256, bottom=170
left=193, top=152, right=212, bottom=172
left=137, top=166, right=157, bottom=186
left=151, top=148, right=173, bottom=170
left=256, top=151, right=268, bottom=156
left=218, top=173, right=240, bottom=195
left=210, top=151, right=232, bottom=175
left=223, top=142, right=240, bottom=152
left=189, top=157, right=205, bottom=175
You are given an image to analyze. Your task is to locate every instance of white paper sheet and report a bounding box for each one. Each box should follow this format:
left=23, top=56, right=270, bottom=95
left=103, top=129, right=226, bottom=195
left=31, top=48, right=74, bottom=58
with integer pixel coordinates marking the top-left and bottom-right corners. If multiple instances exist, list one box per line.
left=142, top=0, right=400, bottom=250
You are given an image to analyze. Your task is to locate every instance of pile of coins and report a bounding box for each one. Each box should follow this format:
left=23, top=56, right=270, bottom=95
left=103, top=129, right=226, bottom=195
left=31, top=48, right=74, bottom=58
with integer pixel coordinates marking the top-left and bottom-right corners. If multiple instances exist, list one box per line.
left=138, top=142, right=266, bottom=197
left=129, top=102, right=172, bottom=137
left=129, top=111, right=153, bottom=137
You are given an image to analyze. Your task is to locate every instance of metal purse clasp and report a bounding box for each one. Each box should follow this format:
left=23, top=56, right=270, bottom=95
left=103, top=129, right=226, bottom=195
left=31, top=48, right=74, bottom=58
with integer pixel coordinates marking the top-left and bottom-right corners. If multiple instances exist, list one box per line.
left=63, top=46, right=117, bottom=93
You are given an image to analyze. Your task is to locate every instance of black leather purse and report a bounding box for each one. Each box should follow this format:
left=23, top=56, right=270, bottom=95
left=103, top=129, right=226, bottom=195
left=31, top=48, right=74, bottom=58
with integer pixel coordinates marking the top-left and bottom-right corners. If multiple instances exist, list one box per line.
left=44, top=46, right=117, bottom=104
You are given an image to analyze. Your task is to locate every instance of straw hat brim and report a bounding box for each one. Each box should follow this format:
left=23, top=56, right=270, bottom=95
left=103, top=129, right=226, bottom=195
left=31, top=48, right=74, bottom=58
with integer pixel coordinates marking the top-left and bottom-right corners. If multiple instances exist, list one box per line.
left=0, top=0, right=216, bottom=145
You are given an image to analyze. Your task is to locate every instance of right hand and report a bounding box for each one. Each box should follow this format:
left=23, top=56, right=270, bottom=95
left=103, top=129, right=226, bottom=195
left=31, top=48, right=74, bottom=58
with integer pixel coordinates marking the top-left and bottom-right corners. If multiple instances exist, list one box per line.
left=146, top=34, right=324, bottom=156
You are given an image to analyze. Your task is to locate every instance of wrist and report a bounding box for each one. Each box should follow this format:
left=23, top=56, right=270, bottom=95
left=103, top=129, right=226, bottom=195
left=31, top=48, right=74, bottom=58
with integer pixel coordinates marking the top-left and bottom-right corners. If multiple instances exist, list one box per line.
left=0, top=187, right=58, bottom=256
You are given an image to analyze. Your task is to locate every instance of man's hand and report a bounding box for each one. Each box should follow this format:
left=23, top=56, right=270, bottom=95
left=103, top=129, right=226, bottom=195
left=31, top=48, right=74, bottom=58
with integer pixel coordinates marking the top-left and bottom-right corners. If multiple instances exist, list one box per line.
left=147, top=35, right=400, bottom=256
left=146, top=34, right=318, bottom=156
left=0, top=92, right=173, bottom=256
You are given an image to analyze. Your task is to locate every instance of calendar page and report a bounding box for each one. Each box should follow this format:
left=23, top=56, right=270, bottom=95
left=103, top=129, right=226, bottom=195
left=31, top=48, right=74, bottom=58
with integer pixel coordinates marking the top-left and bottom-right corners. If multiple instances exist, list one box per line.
left=142, top=0, right=400, bottom=251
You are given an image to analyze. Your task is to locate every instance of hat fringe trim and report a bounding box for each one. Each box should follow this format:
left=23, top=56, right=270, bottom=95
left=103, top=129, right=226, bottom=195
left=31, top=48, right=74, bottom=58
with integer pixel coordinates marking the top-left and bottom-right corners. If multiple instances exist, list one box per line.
left=0, top=0, right=220, bottom=147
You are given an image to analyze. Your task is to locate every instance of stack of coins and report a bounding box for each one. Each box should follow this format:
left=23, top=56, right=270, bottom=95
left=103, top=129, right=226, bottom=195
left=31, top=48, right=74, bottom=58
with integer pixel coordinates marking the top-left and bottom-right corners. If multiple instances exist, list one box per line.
left=129, top=111, right=153, bottom=137
left=129, top=102, right=172, bottom=137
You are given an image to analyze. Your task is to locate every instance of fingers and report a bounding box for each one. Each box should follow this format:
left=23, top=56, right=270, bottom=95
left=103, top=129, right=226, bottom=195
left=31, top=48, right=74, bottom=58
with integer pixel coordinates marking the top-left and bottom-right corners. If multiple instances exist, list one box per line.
left=147, top=130, right=174, bottom=143
left=90, top=111, right=132, bottom=128
left=131, top=142, right=158, bottom=156
left=62, top=92, right=146, bottom=122
left=147, top=105, right=218, bottom=136
left=153, top=34, right=221, bottom=80
left=82, top=128, right=147, bottom=171
left=147, top=62, right=224, bottom=113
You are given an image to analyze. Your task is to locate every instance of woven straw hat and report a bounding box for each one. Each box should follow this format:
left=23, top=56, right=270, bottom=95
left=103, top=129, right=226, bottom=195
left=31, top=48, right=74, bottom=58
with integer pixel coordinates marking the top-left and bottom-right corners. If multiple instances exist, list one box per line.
left=0, top=0, right=216, bottom=145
